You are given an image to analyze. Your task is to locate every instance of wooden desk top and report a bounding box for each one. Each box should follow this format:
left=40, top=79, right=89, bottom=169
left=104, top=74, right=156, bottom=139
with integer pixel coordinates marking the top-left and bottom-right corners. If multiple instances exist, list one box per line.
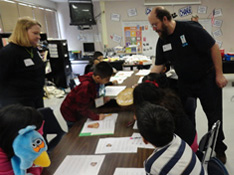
left=42, top=71, right=154, bottom=175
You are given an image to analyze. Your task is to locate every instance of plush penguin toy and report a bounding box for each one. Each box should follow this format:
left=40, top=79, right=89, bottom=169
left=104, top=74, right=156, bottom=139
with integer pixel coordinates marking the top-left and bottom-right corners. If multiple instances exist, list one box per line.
left=11, top=125, right=51, bottom=175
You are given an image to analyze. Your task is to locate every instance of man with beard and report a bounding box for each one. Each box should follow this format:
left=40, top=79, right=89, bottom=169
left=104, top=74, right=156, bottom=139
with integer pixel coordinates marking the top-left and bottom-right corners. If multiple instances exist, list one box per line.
left=149, top=6, right=228, bottom=164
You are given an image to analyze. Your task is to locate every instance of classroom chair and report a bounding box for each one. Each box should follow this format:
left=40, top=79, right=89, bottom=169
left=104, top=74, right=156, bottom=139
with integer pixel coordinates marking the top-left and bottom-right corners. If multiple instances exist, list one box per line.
left=37, top=107, right=66, bottom=153
left=198, top=120, right=229, bottom=175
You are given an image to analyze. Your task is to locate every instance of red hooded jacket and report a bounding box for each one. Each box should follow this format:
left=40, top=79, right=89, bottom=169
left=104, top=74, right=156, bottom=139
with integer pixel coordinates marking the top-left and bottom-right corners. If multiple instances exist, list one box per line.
left=60, top=72, right=100, bottom=122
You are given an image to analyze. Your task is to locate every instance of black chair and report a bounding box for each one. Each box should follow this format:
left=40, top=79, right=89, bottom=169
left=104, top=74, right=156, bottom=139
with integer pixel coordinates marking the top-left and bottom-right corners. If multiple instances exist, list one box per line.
left=198, top=120, right=229, bottom=175
left=199, top=120, right=220, bottom=165
left=37, top=107, right=66, bottom=153
left=109, top=60, right=125, bottom=70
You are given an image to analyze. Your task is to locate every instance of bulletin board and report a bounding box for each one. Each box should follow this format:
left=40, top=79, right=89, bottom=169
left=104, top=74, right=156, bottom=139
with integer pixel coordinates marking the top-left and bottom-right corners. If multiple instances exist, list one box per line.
left=122, top=19, right=211, bottom=56
left=122, top=21, right=159, bottom=56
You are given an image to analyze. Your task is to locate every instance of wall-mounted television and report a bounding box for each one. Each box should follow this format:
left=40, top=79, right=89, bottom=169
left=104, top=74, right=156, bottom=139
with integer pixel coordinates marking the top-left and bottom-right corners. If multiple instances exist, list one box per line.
left=69, top=1, right=96, bottom=26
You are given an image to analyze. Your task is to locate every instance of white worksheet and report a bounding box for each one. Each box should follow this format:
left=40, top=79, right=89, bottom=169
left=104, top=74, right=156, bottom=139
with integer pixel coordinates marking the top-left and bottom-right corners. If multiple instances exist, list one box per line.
left=95, top=137, right=138, bottom=154
left=135, top=69, right=150, bottom=76
left=133, top=120, right=138, bottom=129
left=105, top=86, right=126, bottom=96
left=113, top=168, right=145, bottom=175
left=130, top=133, right=154, bottom=149
left=137, top=77, right=143, bottom=84
left=115, top=71, right=134, bottom=77
left=54, top=155, right=105, bottom=175
left=110, top=76, right=128, bottom=84
left=80, top=113, right=118, bottom=136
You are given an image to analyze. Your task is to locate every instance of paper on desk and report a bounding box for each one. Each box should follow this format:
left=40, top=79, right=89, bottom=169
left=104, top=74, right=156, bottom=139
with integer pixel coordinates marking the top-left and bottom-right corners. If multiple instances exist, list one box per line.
left=54, top=155, right=105, bottom=175
left=135, top=69, right=150, bottom=76
left=130, top=133, right=154, bottom=149
left=137, top=77, right=143, bottom=84
left=133, top=120, right=138, bottom=129
left=110, top=76, right=128, bottom=84
left=115, top=71, right=134, bottom=77
left=95, top=137, right=138, bottom=154
left=105, top=86, right=126, bottom=96
left=113, top=168, right=145, bottom=175
left=80, top=113, right=118, bottom=136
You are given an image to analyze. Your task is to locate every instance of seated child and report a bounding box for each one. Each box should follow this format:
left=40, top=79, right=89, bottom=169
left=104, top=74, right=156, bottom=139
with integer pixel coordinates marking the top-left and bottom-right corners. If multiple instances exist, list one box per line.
left=144, top=72, right=197, bottom=126
left=0, top=104, right=44, bottom=175
left=84, top=51, right=117, bottom=85
left=135, top=102, right=206, bottom=175
left=60, top=62, right=113, bottom=129
left=84, top=51, right=104, bottom=75
left=133, top=82, right=198, bottom=152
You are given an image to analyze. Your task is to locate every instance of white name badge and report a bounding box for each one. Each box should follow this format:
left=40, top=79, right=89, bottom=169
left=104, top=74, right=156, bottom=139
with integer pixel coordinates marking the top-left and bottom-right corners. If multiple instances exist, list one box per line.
left=180, top=35, right=187, bottom=44
left=162, top=43, right=172, bottom=52
left=24, top=58, right=34, bottom=67
left=95, top=96, right=104, bottom=108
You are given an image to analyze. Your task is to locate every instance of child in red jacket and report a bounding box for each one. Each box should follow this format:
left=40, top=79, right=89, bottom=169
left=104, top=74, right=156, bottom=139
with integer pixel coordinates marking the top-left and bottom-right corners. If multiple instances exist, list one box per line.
left=60, top=62, right=113, bottom=129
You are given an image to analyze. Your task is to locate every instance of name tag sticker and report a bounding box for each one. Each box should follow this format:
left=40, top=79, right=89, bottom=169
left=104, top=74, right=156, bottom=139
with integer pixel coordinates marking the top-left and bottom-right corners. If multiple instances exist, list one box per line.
left=95, top=97, right=104, bottom=108
left=180, top=35, right=188, bottom=47
left=162, top=44, right=172, bottom=52
left=24, top=58, right=34, bottom=67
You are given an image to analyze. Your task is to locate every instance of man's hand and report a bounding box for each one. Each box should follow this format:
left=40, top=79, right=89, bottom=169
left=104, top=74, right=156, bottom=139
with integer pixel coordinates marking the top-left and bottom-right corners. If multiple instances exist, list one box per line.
left=216, top=74, right=228, bottom=88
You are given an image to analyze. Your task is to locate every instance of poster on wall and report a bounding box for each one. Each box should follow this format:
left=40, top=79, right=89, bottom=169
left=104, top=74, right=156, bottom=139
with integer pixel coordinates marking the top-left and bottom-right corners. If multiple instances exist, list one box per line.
left=124, top=26, right=142, bottom=53
left=179, top=6, right=192, bottom=17
left=111, top=13, right=120, bottom=21
left=198, top=6, right=207, bottom=14
left=122, top=21, right=158, bottom=56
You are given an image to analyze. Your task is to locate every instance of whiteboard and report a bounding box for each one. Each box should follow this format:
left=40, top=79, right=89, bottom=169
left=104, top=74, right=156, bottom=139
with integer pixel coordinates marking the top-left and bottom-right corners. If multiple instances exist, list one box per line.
left=122, top=21, right=159, bottom=56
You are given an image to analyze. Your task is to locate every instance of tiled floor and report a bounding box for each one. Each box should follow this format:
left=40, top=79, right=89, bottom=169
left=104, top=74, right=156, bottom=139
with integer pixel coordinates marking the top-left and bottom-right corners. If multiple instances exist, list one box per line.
left=44, top=74, right=234, bottom=174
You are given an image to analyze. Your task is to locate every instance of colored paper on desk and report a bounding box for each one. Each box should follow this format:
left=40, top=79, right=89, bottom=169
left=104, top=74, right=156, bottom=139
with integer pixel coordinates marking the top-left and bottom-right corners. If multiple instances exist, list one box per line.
left=79, top=113, right=118, bottom=136
left=54, top=155, right=105, bottom=175
left=105, top=86, right=126, bottom=96
left=95, top=137, right=138, bottom=154
left=114, top=168, right=145, bottom=175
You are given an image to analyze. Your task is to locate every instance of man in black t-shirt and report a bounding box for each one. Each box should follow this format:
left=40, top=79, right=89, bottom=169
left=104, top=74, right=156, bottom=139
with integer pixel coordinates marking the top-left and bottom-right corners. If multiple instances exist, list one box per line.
left=149, top=6, right=228, bottom=164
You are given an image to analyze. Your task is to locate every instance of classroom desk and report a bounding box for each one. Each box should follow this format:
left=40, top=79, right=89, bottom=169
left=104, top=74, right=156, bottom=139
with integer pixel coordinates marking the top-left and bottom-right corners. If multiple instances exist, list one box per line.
left=223, top=61, right=234, bottom=73
left=123, top=63, right=151, bottom=70
left=42, top=71, right=153, bottom=175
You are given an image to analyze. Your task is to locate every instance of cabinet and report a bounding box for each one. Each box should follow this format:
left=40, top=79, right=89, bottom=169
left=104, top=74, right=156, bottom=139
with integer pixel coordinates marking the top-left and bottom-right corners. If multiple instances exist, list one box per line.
left=47, top=39, right=72, bottom=88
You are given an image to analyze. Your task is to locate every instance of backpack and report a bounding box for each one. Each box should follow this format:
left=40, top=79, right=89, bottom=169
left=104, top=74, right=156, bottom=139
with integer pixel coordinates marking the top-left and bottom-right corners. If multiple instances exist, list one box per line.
left=207, top=157, right=229, bottom=175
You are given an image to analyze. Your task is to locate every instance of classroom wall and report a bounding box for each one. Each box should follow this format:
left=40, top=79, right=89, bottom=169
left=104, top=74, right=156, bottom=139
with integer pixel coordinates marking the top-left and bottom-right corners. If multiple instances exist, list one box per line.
left=56, top=0, right=234, bottom=53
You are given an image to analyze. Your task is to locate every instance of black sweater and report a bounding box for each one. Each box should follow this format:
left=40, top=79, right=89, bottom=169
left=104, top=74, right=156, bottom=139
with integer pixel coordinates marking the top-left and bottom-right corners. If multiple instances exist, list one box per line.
left=0, top=43, right=45, bottom=101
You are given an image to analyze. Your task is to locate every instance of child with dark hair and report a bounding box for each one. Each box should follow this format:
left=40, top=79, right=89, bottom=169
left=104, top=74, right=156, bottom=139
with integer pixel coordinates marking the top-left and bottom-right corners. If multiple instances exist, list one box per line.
left=142, top=72, right=197, bottom=133
left=135, top=102, right=205, bottom=175
left=84, top=51, right=104, bottom=74
left=60, top=62, right=113, bottom=129
left=0, top=104, right=44, bottom=175
left=133, top=82, right=198, bottom=152
left=142, top=72, right=169, bottom=89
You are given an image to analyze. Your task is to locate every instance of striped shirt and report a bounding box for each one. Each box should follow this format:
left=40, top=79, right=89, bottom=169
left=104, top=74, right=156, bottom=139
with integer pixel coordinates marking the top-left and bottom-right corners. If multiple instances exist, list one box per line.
left=144, top=134, right=207, bottom=175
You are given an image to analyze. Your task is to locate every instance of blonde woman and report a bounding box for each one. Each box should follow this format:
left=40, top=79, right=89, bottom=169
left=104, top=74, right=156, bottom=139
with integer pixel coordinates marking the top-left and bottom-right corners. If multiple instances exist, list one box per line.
left=0, top=17, right=45, bottom=108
